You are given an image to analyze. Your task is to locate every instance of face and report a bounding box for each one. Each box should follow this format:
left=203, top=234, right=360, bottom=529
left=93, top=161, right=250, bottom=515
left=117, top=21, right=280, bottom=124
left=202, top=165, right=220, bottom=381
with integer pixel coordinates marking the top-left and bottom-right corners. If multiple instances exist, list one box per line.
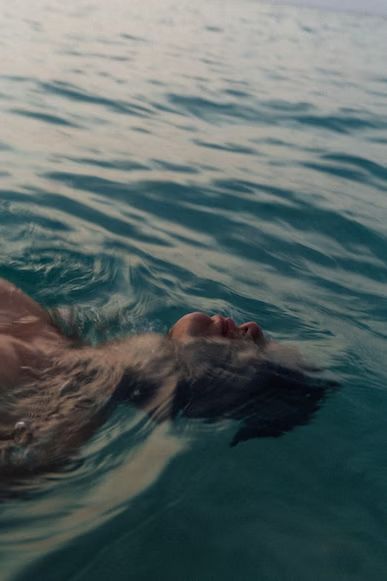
left=169, top=312, right=265, bottom=344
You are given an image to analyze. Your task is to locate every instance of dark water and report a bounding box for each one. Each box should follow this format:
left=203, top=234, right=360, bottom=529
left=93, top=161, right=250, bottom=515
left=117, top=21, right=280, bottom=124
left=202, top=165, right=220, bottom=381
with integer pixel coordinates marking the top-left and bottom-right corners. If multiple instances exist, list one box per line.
left=1, top=0, right=387, bottom=579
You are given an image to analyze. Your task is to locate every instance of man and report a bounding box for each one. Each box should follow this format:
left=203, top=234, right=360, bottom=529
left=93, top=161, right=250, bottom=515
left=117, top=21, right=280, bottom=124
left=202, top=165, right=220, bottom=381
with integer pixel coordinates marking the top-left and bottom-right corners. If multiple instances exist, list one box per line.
left=0, top=279, right=332, bottom=476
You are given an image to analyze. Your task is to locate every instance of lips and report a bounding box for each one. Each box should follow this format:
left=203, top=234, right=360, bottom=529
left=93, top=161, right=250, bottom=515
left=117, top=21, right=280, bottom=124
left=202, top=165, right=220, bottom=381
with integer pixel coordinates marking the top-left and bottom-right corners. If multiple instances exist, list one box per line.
left=220, top=317, right=237, bottom=337
left=213, top=315, right=263, bottom=342
left=219, top=316, right=228, bottom=337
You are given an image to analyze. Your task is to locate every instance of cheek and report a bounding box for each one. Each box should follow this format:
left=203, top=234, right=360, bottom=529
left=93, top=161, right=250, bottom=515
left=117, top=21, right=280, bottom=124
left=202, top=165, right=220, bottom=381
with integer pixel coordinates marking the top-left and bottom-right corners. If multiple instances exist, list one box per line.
left=171, top=312, right=213, bottom=338
left=186, top=314, right=213, bottom=335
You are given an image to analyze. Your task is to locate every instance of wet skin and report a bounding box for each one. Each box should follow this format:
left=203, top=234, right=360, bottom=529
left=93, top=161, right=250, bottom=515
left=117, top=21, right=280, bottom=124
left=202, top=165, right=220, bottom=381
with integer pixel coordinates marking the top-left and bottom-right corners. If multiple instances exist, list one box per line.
left=0, top=275, right=266, bottom=384
left=0, top=278, right=330, bottom=477
left=169, top=312, right=265, bottom=344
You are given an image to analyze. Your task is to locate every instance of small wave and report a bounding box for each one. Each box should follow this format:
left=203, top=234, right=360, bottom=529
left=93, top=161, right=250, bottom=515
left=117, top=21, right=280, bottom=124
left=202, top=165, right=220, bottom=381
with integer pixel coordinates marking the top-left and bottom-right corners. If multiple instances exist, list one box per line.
left=321, top=153, right=387, bottom=183
left=40, top=80, right=153, bottom=118
left=10, top=108, right=80, bottom=128
left=292, top=112, right=379, bottom=134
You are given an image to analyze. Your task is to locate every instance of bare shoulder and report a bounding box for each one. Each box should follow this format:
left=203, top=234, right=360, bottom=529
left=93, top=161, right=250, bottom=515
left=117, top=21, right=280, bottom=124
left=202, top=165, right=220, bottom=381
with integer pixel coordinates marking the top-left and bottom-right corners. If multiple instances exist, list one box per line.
left=0, top=278, right=51, bottom=329
left=0, top=333, right=42, bottom=388
left=0, top=333, right=20, bottom=387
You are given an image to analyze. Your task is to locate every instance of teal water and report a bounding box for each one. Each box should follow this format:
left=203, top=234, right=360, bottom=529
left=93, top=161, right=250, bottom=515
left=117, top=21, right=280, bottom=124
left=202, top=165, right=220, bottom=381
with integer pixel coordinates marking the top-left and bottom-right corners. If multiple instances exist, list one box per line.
left=1, top=0, right=387, bottom=579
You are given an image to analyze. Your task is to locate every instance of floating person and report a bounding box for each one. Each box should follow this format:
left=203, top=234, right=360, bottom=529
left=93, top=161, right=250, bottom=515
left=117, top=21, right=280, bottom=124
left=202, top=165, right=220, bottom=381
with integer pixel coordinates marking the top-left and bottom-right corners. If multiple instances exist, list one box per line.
left=0, top=278, right=335, bottom=477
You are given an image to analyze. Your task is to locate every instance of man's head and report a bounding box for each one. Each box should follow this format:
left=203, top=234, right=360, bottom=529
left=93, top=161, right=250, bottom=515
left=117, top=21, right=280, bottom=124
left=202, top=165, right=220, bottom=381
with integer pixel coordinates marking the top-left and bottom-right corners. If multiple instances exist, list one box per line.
left=169, top=312, right=265, bottom=345
left=166, top=312, right=336, bottom=446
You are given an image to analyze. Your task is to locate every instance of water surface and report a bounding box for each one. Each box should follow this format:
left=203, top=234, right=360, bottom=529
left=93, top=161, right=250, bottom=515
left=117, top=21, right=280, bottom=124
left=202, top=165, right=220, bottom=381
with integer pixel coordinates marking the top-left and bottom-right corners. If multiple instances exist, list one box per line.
left=1, top=0, right=387, bottom=579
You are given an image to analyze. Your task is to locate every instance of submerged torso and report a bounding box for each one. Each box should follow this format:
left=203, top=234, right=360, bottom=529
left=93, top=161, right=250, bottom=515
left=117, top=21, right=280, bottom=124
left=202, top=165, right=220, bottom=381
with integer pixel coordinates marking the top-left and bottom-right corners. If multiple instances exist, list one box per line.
left=0, top=279, right=328, bottom=478
left=0, top=327, right=179, bottom=476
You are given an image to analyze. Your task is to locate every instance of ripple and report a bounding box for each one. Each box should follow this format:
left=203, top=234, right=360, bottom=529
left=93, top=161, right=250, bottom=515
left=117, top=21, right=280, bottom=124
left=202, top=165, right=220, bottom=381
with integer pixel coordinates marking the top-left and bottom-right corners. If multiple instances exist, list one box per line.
left=150, top=160, right=199, bottom=174
left=0, top=142, right=12, bottom=151
left=40, top=81, right=153, bottom=118
left=194, top=140, right=257, bottom=155
left=2, top=1, right=387, bottom=580
left=321, top=153, right=387, bottom=183
left=10, top=108, right=80, bottom=128
left=62, top=156, right=147, bottom=172
left=205, top=25, right=223, bottom=33
left=31, top=187, right=170, bottom=247
left=302, top=161, right=367, bottom=184
left=120, top=33, right=146, bottom=43
left=292, top=113, right=380, bottom=133
left=262, top=99, right=314, bottom=113
left=167, top=93, right=261, bottom=124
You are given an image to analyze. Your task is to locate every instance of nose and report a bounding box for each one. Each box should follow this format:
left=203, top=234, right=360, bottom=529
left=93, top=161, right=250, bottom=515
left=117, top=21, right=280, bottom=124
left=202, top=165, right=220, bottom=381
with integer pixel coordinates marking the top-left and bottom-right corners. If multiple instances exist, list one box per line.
left=239, top=322, right=263, bottom=341
left=210, top=314, right=239, bottom=337
left=210, top=314, right=226, bottom=333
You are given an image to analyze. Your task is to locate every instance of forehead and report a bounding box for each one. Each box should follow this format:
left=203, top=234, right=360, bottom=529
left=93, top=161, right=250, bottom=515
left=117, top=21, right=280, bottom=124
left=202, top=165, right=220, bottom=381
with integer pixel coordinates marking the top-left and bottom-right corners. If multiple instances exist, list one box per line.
left=178, top=312, right=210, bottom=322
left=169, top=312, right=211, bottom=337
left=173, top=312, right=212, bottom=329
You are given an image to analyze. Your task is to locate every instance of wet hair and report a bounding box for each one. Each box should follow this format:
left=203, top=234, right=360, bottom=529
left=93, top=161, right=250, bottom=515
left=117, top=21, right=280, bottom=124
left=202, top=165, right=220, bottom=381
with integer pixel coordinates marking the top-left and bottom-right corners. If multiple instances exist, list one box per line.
left=173, top=359, right=335, bottom=445
left=113, top=337, right=337, bottom=446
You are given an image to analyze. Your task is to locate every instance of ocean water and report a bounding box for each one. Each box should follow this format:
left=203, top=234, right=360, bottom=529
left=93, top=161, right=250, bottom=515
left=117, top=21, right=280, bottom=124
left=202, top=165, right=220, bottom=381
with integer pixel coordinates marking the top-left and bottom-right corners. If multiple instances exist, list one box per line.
left=1, top=0, right=387, bottom=579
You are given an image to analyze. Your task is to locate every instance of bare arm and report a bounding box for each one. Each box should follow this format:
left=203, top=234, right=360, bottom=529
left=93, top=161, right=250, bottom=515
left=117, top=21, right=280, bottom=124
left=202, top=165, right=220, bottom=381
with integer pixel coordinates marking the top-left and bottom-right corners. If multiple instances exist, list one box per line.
left=0, top=279, right=68, bottom=389
left=0, top=334, right=20, bottom=387
left=0, top=278, right=52, bottom=328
